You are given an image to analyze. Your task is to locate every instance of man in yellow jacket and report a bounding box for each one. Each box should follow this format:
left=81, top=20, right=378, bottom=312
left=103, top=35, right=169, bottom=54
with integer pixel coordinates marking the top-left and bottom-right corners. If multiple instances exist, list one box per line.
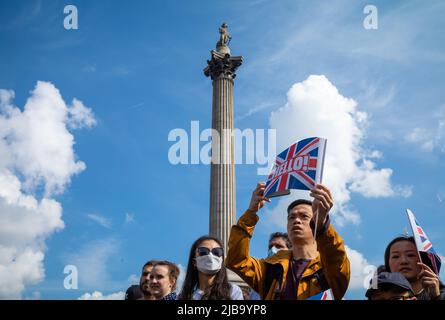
left=226, top=182, right=350, bottom=300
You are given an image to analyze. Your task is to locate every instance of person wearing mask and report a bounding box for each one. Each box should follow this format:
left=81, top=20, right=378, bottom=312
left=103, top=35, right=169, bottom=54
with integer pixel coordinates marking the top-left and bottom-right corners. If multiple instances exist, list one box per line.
left=178, top=235, right=243, bottom=300
left=249, top=232, right=292, bottom=300
left=267, top=232, right=292, bottom=258
left=226, top=182, right=350, bottom=300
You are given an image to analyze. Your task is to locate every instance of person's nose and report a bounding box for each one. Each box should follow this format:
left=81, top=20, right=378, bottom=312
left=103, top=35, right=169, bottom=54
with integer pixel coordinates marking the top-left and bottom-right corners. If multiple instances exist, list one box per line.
left=400, top=255, right=409, bottom=264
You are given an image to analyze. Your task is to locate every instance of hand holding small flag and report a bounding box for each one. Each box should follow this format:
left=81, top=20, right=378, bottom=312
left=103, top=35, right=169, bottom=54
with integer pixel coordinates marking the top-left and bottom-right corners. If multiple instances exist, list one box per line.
left=417, top=262, right=441, bottom=299
left=310, top=184, right=333, bottom=232
left=247, top=182, right=271, bottom=213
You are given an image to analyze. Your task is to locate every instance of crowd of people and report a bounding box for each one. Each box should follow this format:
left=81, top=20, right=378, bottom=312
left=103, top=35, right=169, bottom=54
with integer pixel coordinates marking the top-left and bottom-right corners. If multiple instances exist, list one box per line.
left=125, top=183, right=444, bottom=301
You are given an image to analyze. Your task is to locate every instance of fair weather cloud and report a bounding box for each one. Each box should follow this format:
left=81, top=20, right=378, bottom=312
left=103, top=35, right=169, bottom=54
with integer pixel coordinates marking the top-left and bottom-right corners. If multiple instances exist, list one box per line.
left=124, top=212, right=135, bottom=224
left=345, top=246, right=376, bottom=291
left=78, top=291, right=125, bottom=300
left=265, top=75, right=411, bottom=228
left=406, top=119, right=445, bottom=153
left=66, top=238, right=119, bottom=291
left=86, top=213, right=112, bottom=229
left=0, top=81, right=95, bottom=299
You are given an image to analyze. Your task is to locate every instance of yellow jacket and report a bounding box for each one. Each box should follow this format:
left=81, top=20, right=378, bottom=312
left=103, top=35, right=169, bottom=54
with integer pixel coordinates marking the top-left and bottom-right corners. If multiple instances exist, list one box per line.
left=226, top=209, right=350, bottom=300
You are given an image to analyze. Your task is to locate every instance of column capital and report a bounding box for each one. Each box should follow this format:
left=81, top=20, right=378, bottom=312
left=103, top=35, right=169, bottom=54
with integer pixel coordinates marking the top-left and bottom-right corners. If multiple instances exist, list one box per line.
left=204, top=50, right=243, bottom=81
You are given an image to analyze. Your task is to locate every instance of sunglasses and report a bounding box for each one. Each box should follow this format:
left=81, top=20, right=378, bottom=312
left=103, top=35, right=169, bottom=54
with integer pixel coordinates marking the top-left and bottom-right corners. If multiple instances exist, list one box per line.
left=197, top=247, right=224, bottom=257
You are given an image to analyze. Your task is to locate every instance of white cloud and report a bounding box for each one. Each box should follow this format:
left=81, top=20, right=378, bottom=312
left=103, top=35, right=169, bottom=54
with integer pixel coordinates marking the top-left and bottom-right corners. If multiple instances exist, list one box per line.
left=345, top=245, right=376, bottom=290
left=236, top=101, right=277, bottom=121
left=67, top=98, right=97, bottom=129
left=78, top=291, right=125, bottom=300
left=0, top=81, right=96, bottom=196
left=407, top=127, right=430, bottom=143
left=124, top=213, right=135, bottom=224
left=24, top=291, right=42, bottom=300
left=127, top=274, right=139, bottom=285
left=175, top=264, right=186, bottom=294
left=87, top=213, right=112, bottom=229
left=0, top=89, right=15, bottom=109
left=406, top=119, right=445, bottom=153
left=366, top=150, right=383, bottom=159
left=0, top=81, right=95, bottom=299
left=66, top=238, right=119, bottom=290
left=266, top=75, right=410, bottom=226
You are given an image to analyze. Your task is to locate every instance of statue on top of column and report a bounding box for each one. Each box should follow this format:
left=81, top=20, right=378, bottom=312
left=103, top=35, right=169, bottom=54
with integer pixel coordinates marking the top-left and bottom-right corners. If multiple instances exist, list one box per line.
left=216, top=23, right=231, bottom=54
left=204, top=22, right=243, bottom=80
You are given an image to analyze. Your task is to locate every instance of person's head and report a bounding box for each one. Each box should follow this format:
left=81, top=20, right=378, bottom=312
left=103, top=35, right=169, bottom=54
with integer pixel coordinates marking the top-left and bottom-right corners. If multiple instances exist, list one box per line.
left=178, top=235, right=231, bottom=300
left=384, top=236, right=422, bottom=282
left=286, top=199, right=316, bottom=246
left=366, top=272, right=416, bottom=300
left=148, top=261, right=179, bottom=300
left=125, top=284, right=143, bottom=300
left=140, top=260, right=160, bottom=297
left=267, top=232, right=291, bottom=257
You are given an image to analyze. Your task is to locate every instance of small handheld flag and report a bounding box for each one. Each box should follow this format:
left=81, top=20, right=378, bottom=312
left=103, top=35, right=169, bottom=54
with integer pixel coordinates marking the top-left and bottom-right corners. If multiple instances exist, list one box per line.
left=306, top=289, right=334, bottom=300
left=406, top=209, right=442, bottom=274
left=263, top=137, right=327, bottom=198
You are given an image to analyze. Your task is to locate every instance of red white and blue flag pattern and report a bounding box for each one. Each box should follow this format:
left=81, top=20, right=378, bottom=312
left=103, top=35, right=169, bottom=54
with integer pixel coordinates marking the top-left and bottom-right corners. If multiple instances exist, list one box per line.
left=306, top=289, right=334, bottom=300
left=406, top=209, right=442, bottom=274
left=264, top=137, right=327, bottom=198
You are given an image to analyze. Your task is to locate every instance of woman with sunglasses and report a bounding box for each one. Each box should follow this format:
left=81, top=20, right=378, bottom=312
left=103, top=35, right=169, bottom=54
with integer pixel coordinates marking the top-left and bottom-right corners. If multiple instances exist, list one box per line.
left=178, top=235, right=244, bottom=300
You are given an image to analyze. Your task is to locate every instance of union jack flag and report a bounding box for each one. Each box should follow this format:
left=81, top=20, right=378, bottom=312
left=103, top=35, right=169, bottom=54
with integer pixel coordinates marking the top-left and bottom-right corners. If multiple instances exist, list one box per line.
left=307, top=289, right=334, bottom=300
left=263, top=137, right=327, bottom=198
left=406, top=209, right=442, bottom=274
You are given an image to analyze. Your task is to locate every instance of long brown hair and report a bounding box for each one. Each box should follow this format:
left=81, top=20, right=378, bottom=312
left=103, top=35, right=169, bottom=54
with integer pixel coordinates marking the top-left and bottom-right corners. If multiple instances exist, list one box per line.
left=178, top=235, right=232, bottom=300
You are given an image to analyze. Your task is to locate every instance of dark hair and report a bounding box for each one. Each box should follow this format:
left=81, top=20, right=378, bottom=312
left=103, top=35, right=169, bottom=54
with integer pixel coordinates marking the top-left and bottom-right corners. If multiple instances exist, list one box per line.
left=377, top=265, right=387, bottom=274
left=384, top=235, right=444, bottom=281
left=287, top=199, right=315, bottom=232
left=384, top=236, right=416, bottom=272
left=269, top=232, right=292, bottom=249
left=287, top=199, right=313, bottom=214
left=152, top=260, right=180, bottom=291
left=178, top=235, right=232, bottom=300
left=125, top=284, right=143, bottom=300
left=142, top=259, right=161, bottom=271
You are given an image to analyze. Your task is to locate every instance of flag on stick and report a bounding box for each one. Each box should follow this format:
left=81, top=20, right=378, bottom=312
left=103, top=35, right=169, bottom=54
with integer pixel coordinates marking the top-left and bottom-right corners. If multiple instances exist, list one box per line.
left=406, top=209, right=442, bottom=274
left=263, top=137, right=327, bottom=198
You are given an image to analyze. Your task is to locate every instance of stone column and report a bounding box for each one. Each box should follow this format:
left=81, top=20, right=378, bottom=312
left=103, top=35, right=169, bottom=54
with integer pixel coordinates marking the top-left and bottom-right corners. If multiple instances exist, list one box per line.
left=204, top=47, right=243, bottom=253
left=203, top=24, right=248, bottom=294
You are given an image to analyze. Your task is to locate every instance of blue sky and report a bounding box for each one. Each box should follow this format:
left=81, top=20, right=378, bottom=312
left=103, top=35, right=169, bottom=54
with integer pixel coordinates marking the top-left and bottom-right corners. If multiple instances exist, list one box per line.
left=0, top=0, right=444, bottom=300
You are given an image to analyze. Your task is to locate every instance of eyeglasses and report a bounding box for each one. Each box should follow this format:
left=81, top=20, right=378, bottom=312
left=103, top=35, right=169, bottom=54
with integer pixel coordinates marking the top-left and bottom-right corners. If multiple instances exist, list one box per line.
left=197, top=247, right=224, bottom=257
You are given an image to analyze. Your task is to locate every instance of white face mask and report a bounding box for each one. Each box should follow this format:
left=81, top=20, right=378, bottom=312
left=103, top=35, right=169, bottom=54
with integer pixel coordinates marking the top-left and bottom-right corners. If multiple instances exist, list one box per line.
left=195, top=254, right=223, bottom=274
left=267, top=246, right=280, bottom=258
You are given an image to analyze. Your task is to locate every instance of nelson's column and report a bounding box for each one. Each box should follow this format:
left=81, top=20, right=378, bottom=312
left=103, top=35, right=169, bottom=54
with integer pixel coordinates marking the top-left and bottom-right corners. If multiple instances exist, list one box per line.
left=204, top=23, right=242, bottom=254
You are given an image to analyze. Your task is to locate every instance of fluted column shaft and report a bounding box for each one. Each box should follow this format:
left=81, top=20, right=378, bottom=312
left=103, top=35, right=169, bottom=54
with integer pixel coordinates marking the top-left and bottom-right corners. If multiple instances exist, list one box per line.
left=204, top=50, right=242, bottom=254
left=209, top=75, right=236, bottom=252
